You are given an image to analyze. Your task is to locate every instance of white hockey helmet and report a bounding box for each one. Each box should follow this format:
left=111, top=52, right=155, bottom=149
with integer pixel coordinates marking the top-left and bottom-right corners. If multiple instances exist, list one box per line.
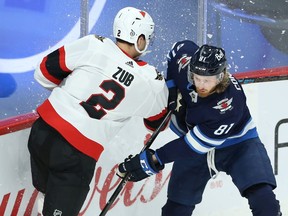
left=113, top=7, right=155, bottom=53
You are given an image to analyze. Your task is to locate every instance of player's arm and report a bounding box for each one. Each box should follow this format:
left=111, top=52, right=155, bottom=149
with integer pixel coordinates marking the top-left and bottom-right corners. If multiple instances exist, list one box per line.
left=34, top=35, right=94, bottom=90
left=143, top=68, right=170, bottom=131
left=165, top=43, right=179, bottom=111
left=143, top=108, right=169, bottom=132
left=165, top=79, right=178, bottom=111
left=117, top=121, right=233, bottom=182
left=169, top=92, right=188, bottom=136
left=117, top=136, right=195, bottom=182
left=165, top=69, right=189, bottom=135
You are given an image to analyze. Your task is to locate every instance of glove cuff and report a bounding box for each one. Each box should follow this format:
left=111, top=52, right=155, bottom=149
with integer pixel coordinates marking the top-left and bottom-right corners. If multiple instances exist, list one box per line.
left=149, top=149, right=165, bottom=171
left=140, top=150, right=164, bottom=175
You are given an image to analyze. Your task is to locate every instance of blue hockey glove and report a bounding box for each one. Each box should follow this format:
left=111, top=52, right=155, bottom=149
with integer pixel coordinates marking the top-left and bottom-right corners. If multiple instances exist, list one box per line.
left=117, top=149, right=164, bottom=182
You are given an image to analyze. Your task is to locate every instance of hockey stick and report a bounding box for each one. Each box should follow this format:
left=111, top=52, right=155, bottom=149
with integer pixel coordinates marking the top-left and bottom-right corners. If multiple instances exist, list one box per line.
left=99, top=110, right=172, bottom=216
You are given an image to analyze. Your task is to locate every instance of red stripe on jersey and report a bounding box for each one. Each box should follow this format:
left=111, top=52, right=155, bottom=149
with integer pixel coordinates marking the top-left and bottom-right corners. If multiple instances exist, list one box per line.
left=59, top=46, right=71, bottom=72
left=144, top=108, right=169, bottom=131
left=135, top=60, right=147, bottom=66
left=37, top=100, right=104, bottom=161
left=147, top=108, right=168, bottom=121
left=40, top=56, right=62, bottom=85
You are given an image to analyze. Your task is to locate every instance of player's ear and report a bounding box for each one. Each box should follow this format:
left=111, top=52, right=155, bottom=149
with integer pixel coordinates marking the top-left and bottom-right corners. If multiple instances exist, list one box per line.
left=136, top=35, right=146, bottom=52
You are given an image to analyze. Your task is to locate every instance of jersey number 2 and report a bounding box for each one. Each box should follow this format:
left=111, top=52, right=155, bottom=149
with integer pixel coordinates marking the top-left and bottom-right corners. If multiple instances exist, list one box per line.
left=80, top=80, right=125, bottom=119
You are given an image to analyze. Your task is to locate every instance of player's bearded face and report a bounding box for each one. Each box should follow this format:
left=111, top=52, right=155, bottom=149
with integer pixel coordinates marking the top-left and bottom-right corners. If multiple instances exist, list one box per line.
left=193, top=73, right=218, bottom=97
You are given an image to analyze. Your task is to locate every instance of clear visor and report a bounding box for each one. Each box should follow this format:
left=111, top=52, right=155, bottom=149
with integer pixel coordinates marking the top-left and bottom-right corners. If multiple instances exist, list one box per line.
left=188, top=72, right=224, bottom=84
left=148, top=32, right=155, bottom=46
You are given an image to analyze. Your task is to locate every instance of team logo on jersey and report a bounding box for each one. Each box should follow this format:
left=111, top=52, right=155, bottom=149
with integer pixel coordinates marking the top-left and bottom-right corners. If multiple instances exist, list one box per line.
left=125, top=61, right=134, bottom=68
left=155, top=70, right=164, bottom=80
left=177, top=55, right=191, bottom=73
left=213, top=97, right=233, bottom=113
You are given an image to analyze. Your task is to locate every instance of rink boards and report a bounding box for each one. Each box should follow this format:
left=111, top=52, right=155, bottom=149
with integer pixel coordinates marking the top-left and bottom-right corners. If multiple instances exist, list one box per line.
left=0, top=67, right=288, bottom=215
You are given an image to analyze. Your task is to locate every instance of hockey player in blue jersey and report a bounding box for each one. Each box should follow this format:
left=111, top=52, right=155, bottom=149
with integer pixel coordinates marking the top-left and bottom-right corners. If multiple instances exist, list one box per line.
left=117, top=41, right=282, bottom=216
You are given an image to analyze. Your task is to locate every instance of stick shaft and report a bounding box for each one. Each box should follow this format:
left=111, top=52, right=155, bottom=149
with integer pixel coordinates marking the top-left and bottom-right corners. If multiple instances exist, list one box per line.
left=99, top=110, right=172, bottom=216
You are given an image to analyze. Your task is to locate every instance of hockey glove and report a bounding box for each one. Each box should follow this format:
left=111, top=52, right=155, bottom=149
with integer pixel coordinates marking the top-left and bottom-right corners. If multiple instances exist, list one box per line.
left=117, top=149, right=164, bottom=182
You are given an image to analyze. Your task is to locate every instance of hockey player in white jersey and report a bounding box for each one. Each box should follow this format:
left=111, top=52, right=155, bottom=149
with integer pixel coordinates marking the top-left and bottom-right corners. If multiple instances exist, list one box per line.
left=27, top=7, right=168, bottom=216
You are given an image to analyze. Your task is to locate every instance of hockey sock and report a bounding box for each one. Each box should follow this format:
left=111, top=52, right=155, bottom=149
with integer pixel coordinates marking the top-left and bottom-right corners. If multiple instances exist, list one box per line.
left=245, top=184, right=281, bottom=216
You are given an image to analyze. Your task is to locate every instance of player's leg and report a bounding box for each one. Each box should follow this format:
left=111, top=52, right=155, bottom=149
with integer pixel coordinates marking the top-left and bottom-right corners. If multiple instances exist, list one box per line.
left=244, top=183, right=281, bottom=216
left=27, top=117, right=50, bottom=193
left=42, top=132, right=96, bottom=216
left=161, top=155, right=210, bottom=216
left=226, top=137, right=281, bottom=216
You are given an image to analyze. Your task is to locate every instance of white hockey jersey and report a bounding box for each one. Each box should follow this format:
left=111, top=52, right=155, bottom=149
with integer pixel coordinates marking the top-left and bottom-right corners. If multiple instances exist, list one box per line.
left=35, top=35, right=168, bottom=160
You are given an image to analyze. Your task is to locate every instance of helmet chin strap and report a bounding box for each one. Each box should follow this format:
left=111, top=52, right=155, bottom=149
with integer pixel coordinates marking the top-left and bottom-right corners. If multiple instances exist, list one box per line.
left=140, top=49, right=152, bottom=57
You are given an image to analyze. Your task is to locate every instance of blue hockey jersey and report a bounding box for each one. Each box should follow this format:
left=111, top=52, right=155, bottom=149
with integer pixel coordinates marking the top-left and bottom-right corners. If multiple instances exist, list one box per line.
left=157, top=40, right=259, bottom=161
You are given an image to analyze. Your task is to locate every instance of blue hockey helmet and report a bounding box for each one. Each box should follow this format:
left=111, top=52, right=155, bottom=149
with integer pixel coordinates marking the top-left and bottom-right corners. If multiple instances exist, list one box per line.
left=189, top=44, right=227, bottom=76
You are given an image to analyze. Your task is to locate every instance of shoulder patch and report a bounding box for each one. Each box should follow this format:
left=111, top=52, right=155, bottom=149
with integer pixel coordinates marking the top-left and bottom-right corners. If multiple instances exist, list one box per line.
left=177, top=55, right=191, bottom=73
left=155, top=70, right=164, bottom=80
left=94, top=35, right=105, bottom=42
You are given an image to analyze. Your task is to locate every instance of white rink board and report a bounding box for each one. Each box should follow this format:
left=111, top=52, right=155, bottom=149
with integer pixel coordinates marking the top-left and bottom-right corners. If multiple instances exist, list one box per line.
left=0, top=80, right=287, bottom=216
